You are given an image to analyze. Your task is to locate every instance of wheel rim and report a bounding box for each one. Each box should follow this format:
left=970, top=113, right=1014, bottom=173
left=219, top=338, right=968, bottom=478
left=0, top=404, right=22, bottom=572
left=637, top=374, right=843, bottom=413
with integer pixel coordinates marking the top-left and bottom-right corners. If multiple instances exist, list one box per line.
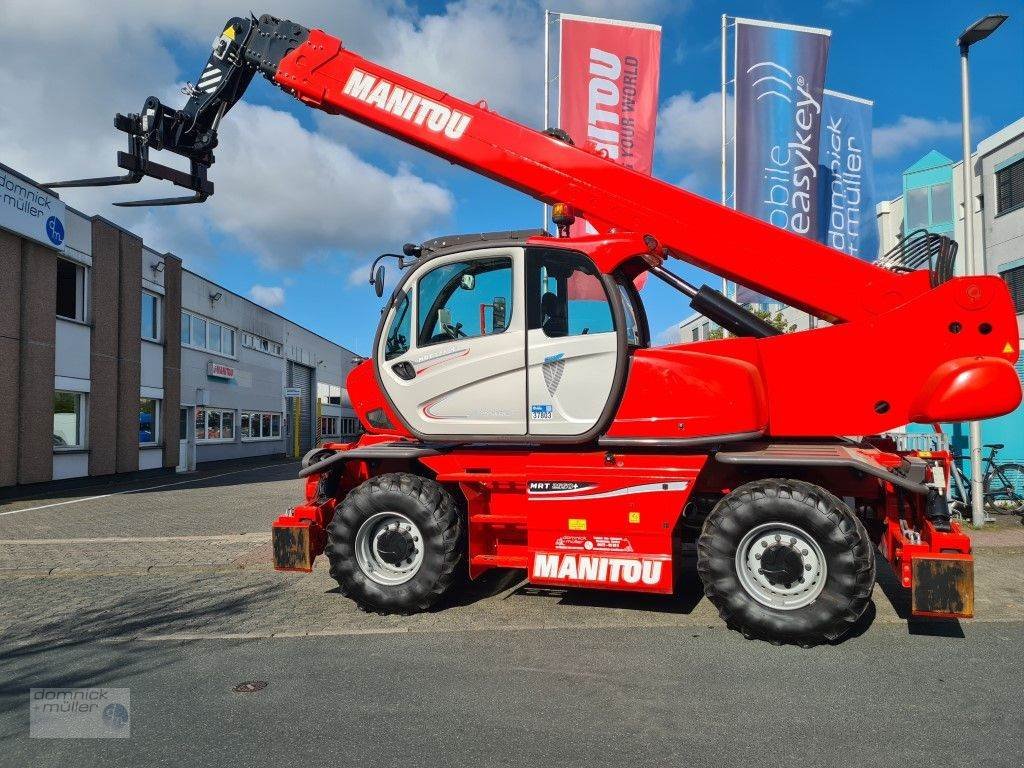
left=734, top=522, right=827, bottom=610
left=354, top=512, right=424, bottom=586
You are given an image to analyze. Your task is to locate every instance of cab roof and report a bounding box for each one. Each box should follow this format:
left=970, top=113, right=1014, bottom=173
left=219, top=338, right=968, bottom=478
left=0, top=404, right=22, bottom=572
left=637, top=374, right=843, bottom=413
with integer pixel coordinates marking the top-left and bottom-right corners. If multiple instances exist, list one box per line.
left=415, top=229, right=658, bottom=277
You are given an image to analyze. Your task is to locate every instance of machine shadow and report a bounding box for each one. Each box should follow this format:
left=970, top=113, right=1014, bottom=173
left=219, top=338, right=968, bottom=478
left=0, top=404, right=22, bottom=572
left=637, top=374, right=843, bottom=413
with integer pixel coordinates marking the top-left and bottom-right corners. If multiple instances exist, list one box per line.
left=0, top=578, right=289, bottom=722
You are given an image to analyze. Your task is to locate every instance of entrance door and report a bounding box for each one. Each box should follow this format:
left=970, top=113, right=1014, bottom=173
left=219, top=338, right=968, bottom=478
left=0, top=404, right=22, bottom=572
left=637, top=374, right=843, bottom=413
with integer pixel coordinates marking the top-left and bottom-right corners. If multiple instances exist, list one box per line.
left=288, top=362, right=315, bottom=453
left=176, top=407, right=194, bottom=472
left=377, top=247, right=526, bottom=436
left=526, top=249, right=619, bottom=436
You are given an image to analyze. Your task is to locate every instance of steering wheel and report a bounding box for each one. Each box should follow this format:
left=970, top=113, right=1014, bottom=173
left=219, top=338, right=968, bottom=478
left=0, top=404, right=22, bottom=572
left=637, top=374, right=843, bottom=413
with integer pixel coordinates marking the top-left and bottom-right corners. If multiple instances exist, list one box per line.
left=386, top=333, right=407, bottom=353
left=442, top=321, right=466, bottom=340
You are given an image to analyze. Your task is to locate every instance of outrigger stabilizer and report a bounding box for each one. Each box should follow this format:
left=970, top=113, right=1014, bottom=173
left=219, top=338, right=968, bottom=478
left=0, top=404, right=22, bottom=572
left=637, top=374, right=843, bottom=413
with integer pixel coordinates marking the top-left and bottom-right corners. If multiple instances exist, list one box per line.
left=46, top=15, right=304, bottom=206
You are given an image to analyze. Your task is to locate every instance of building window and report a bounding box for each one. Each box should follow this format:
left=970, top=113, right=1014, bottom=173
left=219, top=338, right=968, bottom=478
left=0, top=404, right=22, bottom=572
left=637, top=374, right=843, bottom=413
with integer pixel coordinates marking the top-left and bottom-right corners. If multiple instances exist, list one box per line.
left=139, top=398, right=160, bottom=445
left=193, top=315, right=207, bottom=349
left=341, top=417, right=360, bottom=436
left=691, top=327, right=699, bottom=342
left=181, top=311, right=235, bottom=357
left=320, top=416, right=340, bottom=436
left=1002, top=265, right=1024, bottom=314
left=997, top=158, right=1024, bottom=215
left=906, top=187, right=929, bottom=230
left=317, top=382, right=343, bottom=405
left=195, top=408, right=235, bottom=442
left=930, top=183, right=952, bottom=224
left=141, top=291, right=160, bottom=342
left=241, top=411, right=282, bottom=441
left=56, top=258, right=85, bottom=321
left=906, top=182, right=953, bottom=231
left=53, top=391, right=84, bottom=449
left=241, top=332, right=282, bottom=356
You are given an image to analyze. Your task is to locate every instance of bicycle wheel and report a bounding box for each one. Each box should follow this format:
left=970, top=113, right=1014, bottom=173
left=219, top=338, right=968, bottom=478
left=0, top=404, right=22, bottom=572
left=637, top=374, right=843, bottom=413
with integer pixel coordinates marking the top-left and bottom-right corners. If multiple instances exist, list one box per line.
left=985, top=463, right=1024, bottom=514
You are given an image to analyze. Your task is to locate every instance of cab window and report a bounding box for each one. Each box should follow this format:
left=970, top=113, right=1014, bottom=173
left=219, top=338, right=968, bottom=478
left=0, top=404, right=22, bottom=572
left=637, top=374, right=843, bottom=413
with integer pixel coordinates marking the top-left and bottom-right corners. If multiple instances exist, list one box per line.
left=617, top=282, right=642, bottom=346
left=417, top=257, right=513, bottom=346
left=384, top=290, right=411, bottom=360
left=527, top=250, right=613, bottom=337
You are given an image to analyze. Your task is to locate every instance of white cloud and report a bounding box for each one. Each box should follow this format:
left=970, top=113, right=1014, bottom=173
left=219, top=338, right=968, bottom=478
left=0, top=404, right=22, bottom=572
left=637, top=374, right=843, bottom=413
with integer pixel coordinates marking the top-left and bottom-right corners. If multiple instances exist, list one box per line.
left=0, top=0, right=451, bottom=272
left=315, top=0, right=685, bottom=155
left=204, top=102, right=453, bottom=269
left=380, top=1, right=544, bottom=125
left=655, top=90, right=732, bottom=196
left=248, top=284, right=286, bottom=308
left=552, top=0, right=684, bottom=20
left=1, top=0, right=697, bottom=274
left=824, top=0, right=868, bottom=15
left=872, top=116, right=962, bottom=160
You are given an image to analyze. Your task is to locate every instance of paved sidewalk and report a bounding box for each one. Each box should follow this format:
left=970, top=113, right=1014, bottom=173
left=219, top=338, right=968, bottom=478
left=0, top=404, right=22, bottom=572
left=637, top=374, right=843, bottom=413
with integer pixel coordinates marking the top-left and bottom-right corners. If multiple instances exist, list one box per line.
left=0, top=533, right=271, bottom=575
left=0, top=459, right=299, bottom=540
left=964, top=514, right=1024, bottom=550
left=2, top=463, right=1023, bottom=643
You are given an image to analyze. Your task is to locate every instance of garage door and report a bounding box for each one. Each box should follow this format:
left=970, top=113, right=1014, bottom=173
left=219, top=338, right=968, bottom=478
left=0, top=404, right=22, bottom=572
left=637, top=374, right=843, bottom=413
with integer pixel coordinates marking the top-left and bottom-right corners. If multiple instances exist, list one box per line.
left=288, top=361, right=315, bottom=453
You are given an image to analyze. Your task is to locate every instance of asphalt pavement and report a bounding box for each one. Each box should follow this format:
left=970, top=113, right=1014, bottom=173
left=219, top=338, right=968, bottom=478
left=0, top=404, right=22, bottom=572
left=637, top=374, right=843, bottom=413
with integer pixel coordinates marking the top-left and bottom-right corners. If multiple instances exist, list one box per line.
left=2, top=622, right=1022, bottom=767
left=1, top=458, right=1022, bottom=767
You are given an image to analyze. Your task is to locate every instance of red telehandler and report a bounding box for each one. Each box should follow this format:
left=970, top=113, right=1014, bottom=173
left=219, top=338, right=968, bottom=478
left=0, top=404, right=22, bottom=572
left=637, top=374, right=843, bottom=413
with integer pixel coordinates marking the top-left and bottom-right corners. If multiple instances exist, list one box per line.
left=51, top=14, right=1022, bottom=644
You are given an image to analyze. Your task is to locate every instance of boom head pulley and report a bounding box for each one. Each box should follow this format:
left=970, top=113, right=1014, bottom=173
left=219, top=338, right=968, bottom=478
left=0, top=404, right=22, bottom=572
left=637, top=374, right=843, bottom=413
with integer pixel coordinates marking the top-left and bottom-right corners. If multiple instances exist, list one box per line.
left=46, top=15, right=308, bottom=206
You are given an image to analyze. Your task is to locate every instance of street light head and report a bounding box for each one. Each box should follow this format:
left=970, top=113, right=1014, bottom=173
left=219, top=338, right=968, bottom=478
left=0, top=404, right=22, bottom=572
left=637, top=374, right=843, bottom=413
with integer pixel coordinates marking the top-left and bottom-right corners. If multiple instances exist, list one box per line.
left=958, top=14, right=1008, bottom=49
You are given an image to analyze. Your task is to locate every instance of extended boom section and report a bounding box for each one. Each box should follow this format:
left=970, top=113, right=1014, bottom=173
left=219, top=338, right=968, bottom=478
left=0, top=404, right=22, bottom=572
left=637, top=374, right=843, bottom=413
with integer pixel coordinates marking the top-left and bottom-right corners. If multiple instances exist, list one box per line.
left=271, top=27, right=914, bottom=322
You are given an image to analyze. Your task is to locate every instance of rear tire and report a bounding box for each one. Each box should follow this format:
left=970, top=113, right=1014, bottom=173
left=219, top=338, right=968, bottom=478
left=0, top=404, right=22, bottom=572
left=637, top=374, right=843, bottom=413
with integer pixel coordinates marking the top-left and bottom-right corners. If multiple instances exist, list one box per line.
left=326, top=473, right=463, bottom=614
left=697, top=478, right=875, bottom=645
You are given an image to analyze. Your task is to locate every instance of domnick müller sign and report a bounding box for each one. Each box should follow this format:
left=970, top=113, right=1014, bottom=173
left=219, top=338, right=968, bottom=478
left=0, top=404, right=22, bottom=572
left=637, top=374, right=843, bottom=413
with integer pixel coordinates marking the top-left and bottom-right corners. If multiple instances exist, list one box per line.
left=207, top=362, right=236, bottom=380
left=0, top=164, right=66, bottom=252
left=732, top=18, right=831, bottom=303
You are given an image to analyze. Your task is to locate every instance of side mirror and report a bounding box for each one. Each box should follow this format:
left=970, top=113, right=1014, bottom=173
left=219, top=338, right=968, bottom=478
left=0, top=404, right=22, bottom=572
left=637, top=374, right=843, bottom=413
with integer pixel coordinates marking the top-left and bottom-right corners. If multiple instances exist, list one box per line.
left=491, top=297, right=507, bottom=333
left=373, top=265, right=386, bottom=297
left=460, top=273, right=476, bottom=291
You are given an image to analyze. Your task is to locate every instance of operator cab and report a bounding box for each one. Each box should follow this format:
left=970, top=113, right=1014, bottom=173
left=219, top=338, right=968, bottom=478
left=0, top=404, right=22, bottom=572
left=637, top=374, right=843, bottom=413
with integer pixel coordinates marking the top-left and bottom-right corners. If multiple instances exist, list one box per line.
left=373, top=232, right=648, bottom=441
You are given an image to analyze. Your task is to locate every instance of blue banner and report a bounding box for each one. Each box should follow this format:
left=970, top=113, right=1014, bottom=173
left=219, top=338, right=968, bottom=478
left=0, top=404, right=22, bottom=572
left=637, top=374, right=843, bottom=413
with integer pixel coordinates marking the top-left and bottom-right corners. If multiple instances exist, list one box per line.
left=733, top=19, right=830, bottom=304
left=818, top=90, right=877, bottom=261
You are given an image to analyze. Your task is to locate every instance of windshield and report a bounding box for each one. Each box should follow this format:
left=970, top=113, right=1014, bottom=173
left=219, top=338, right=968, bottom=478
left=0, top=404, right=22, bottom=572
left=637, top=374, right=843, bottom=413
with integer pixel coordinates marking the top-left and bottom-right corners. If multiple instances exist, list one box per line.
left=384, top=290, right=411, bottom=360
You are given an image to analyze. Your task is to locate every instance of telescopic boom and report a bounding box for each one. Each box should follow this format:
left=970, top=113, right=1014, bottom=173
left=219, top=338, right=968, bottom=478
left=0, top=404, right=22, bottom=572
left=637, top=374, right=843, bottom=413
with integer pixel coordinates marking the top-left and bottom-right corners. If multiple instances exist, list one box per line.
left=51, top=13, right=922, bottom=321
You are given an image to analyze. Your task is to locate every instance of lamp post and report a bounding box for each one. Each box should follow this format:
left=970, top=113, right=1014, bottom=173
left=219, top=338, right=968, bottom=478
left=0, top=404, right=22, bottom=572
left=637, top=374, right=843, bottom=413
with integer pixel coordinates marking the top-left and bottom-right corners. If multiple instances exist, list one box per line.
left=957, top=14, right=1008, bottom=528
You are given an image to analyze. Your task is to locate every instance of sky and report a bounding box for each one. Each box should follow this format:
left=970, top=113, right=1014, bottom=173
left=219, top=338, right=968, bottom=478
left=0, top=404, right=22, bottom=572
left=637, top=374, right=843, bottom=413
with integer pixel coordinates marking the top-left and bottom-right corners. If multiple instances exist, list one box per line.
left=1, top=0, right=1021, bottom=353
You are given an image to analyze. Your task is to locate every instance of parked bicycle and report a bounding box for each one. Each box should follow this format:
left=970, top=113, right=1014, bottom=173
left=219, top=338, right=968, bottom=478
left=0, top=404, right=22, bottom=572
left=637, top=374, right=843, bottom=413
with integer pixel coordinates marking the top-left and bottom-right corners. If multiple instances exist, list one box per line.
left=948, top=443, right=1024, bottom=515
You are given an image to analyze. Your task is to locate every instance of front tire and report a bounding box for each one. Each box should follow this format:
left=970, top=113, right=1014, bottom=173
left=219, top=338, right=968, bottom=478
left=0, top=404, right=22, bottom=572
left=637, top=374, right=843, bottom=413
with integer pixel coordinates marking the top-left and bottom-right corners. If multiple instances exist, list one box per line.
left=697, top=479, right=875, bottom=645
left=326, top=473, right=463, bottom=614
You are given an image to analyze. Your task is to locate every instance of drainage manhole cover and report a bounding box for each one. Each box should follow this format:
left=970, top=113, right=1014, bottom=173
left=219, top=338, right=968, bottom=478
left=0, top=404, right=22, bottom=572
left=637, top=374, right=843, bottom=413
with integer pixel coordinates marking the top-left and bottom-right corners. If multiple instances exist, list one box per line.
left=233, top=681, right=268, bottom=693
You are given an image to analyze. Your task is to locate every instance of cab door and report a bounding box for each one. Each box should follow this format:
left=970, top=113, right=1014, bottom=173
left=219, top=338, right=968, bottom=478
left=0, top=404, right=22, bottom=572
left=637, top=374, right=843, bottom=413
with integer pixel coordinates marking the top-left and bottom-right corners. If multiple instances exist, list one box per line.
left=376, top=247, right=526, bottom=436
left=526, top=249, right=620, bottom=436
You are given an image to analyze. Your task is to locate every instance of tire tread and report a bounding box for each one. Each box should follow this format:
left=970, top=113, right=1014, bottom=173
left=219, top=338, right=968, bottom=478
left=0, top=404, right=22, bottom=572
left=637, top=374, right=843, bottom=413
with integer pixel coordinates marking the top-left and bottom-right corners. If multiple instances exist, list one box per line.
left=697, top=478, right=876, bottom=645
left=325, top=472, right=463, bottom=615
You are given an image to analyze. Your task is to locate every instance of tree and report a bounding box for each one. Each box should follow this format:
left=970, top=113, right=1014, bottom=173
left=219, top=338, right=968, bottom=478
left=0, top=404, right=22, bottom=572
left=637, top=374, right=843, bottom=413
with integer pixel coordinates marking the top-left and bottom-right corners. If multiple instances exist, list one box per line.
left=750, top=307, right=798, bottom=334
left=705, top=307, right=798, bottom=340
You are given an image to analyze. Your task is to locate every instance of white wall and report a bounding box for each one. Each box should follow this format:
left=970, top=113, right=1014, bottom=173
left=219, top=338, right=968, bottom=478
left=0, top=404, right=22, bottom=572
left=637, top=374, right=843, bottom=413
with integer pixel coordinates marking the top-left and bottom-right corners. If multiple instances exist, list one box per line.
left=53, top=451, right=89, bottom=481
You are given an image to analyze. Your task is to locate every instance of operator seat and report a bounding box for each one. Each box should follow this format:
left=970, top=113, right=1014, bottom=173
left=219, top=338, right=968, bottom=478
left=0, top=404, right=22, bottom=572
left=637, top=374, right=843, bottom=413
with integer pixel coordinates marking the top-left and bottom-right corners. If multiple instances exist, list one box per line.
left=541, top=292, right=568, bottom=337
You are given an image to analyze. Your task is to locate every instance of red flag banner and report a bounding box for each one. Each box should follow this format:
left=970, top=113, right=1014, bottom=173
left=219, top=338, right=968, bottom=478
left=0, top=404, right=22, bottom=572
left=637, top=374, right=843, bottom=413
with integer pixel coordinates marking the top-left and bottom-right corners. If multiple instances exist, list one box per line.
left=557, top=12, right=662, bottom=266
